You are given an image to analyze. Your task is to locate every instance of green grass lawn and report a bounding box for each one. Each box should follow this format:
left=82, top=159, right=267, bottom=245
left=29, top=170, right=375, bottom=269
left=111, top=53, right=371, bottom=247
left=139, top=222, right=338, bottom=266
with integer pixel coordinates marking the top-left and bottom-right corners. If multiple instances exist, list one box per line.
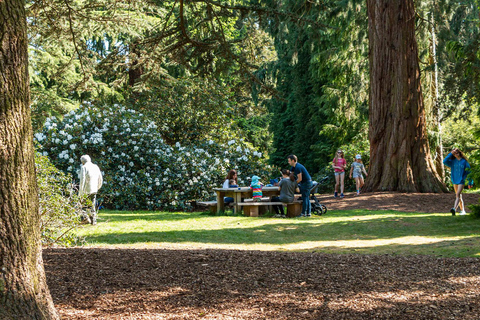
left=76, top=209, right=480, bottom=257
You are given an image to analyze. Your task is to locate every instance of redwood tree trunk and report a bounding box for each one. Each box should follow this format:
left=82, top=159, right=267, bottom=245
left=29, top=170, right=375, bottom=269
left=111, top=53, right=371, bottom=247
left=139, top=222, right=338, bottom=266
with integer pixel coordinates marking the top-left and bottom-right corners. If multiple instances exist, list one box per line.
left=364, top=0, right=447, bottom=193
left=0, top=1, right=59, bottom=319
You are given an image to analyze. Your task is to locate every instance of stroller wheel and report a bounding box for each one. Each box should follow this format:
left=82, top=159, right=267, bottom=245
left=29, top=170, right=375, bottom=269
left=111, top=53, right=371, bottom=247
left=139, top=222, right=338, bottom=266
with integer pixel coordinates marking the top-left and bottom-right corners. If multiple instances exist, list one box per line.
left=313, top=207, right=323, bottom=216
left=321, top=204, right=327, bottom=215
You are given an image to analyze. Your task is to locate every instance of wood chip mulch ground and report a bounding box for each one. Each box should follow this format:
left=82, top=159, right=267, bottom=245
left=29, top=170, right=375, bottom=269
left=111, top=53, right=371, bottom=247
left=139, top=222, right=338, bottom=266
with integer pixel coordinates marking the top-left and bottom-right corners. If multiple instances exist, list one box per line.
left=44, top=247, right=480, bottom=320
left=44, top=192, right=480, bottom=319
left=318, top=191, right=480, bottom=214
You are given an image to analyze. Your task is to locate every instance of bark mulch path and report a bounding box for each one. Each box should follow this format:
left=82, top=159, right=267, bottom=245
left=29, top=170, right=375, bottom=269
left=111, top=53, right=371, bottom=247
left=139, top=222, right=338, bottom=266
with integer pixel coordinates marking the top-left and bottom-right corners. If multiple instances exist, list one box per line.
left=45, top=248, right=480, bottom=319
left=44, top=191, right=480, bottom=319
left=318, top=191, right=480, bottom=214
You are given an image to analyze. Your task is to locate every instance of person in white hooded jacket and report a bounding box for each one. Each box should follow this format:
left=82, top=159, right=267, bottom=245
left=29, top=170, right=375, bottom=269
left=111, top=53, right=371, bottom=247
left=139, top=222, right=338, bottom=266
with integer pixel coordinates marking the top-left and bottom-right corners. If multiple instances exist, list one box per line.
left=79, top=155, right=103, bottom=224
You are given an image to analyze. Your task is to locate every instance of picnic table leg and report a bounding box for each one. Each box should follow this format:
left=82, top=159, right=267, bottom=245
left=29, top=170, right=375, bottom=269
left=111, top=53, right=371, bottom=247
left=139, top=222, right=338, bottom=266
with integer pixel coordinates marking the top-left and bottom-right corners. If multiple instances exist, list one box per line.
left=216, top=191, right=225, bottom=213
left=234, top=192, right=242, bottom=214
left=250, top=206, right=259, bottom=217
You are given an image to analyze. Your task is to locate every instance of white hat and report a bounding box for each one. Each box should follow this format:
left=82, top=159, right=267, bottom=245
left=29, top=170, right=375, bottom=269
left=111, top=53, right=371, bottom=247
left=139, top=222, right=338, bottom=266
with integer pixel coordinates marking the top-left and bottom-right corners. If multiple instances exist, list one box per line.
left=355, top=154, right=362, bottom=159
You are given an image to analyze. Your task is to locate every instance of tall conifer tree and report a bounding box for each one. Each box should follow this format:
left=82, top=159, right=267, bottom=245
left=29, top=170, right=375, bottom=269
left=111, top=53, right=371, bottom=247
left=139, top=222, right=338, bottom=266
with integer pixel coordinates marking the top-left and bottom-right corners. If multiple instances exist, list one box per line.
left=0, top=0, right=59, bottom=318
left=364, top=0, right=447, bottom=192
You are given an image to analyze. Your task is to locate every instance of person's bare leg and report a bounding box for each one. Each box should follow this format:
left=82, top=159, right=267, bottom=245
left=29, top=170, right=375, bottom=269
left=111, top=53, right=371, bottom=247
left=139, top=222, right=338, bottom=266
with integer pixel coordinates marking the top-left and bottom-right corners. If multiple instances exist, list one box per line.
left=359, top=177, right=365, bottom=189
left=355, top=177, right=360, bottom=191
left=335, top=174, right=340, bottom=193
left=340, top=173, right=345, bottom=195
left=454, top=184, right=465, bottom=212
left=354, top=177, right=360, bottom=195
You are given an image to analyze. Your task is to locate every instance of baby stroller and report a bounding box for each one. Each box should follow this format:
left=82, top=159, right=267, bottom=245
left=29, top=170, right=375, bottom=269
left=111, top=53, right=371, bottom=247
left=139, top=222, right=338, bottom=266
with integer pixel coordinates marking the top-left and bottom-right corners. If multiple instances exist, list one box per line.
left=310, top=178, right=328, bottom=216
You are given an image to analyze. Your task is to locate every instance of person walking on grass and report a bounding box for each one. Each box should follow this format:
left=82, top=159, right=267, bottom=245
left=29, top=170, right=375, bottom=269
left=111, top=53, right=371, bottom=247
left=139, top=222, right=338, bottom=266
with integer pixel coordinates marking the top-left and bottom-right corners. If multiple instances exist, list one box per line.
left=78, top=155, right=103, bottom=225
left=288, top=155, right=313, bottom=217
left=443, top=148, right=471, bottom=216
left=349, top=154, right=368, bottom=196
left=332, top=150, right=347, bottom=198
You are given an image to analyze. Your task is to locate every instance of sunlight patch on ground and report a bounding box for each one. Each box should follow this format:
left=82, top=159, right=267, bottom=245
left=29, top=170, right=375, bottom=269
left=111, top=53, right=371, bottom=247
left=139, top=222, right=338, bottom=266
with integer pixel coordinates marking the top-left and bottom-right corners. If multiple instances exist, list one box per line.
left=82, top=236, right=465, bottom=252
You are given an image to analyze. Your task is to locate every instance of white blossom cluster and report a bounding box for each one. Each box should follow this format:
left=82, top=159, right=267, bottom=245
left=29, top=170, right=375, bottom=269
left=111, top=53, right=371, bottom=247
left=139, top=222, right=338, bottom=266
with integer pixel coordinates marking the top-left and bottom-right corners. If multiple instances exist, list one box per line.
left=35, top=104, right=271, bottom=210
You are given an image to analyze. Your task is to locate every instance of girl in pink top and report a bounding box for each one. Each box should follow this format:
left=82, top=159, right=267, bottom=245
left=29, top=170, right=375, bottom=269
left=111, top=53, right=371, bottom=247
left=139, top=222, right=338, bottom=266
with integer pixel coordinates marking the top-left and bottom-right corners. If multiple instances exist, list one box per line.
left=332, top=149, right=347, bottom=198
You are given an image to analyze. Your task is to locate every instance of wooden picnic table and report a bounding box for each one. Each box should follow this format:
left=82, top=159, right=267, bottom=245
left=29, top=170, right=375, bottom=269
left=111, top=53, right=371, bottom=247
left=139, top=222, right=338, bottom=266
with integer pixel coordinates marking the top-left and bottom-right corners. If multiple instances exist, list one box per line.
left=212, top=186, right=281, bottom=214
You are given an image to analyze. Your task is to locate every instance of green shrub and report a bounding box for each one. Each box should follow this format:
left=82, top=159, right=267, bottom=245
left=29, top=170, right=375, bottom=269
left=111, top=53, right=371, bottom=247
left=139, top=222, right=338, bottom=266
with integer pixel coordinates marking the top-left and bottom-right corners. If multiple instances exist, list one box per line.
left=468, top=202, right=480, bottom=219
left=35, top=104, right=271, bottom=210
left=36, top=152, right=82, bottom=246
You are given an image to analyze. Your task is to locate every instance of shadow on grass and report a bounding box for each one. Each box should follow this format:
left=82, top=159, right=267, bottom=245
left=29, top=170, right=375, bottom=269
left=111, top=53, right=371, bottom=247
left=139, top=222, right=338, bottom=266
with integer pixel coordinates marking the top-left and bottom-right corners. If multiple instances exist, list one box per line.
left=98, top=210, right=214, bottom=222
left=97, top=208, right=438, bottom=223
left=87, top=211, right=480, bottom=250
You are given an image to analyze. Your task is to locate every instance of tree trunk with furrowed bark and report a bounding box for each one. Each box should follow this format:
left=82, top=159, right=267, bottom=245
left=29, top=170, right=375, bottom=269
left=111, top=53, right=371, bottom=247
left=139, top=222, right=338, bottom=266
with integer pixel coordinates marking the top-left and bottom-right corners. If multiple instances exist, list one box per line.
left=364, top=0, right=447, bottom=192
left=0, top=0, right=59, bottom=319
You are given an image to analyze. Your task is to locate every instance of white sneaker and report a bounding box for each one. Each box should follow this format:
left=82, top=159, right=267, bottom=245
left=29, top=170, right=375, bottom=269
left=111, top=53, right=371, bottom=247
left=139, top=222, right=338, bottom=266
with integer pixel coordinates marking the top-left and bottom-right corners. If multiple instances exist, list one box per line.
left=459, top=211, right=467, bottom=215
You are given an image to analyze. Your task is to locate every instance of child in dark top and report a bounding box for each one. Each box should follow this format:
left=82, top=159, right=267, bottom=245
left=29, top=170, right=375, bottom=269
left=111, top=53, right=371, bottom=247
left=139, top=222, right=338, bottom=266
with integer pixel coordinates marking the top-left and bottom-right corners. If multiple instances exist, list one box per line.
left=272, top=169, right=299, bottom=218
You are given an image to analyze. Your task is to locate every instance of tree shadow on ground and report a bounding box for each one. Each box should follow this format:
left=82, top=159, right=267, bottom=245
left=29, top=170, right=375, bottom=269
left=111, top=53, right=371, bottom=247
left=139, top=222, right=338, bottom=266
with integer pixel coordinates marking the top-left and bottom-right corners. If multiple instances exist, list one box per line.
left=98, top=210, right=209, bottom=222
left=86, top=213, right=480, bottom=247
left=311, top=236, right=480, bottom=257
left=44, top=248, right=480, bottom=319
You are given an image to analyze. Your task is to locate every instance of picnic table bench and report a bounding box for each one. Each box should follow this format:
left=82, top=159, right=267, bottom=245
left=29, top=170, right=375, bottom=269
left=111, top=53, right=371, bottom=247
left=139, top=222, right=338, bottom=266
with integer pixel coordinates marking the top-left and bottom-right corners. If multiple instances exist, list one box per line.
left=198, top=197, right=315, bottom=217
left=197, top=201, right=218, bottom=213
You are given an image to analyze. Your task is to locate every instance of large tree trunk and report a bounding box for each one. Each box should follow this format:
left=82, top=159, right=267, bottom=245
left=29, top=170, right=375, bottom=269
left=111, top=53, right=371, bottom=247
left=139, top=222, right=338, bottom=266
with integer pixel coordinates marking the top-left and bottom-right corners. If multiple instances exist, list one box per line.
left=0, top=1, right=59, bottom=319
left=364, top=0, right=447, bottom=193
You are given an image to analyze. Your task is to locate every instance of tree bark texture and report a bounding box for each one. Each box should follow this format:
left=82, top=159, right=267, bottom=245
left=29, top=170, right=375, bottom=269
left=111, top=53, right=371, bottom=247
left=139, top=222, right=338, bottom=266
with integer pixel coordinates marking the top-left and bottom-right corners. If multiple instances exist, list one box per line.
left=0, top=0, right=59, bottom=319
left=365, top=0, right=447, bottom=192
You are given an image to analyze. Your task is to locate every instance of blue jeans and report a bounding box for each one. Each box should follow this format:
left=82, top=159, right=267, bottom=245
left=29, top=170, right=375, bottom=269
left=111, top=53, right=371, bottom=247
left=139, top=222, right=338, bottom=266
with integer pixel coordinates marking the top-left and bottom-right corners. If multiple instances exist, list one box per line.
left=300, top=180, right=313, bottom=215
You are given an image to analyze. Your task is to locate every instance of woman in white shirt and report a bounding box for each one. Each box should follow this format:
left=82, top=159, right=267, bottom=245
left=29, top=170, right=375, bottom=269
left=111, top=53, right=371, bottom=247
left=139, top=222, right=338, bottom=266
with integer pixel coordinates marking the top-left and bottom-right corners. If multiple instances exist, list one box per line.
left=222, top=170, right=238, bottom=188
left=222, top=170, right=238, bottom=203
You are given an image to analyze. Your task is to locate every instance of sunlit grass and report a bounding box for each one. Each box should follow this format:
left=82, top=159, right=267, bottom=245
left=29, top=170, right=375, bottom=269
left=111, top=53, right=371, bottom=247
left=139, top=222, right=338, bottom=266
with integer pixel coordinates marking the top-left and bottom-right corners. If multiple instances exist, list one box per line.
left=76, top=209, right=480, bottom=257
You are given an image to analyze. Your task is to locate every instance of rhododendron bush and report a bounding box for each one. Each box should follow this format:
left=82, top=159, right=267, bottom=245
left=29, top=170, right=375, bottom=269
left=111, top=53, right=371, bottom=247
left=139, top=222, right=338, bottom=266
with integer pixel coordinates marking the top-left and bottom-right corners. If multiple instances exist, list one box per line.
left=35, top=104, right=270, bottom=210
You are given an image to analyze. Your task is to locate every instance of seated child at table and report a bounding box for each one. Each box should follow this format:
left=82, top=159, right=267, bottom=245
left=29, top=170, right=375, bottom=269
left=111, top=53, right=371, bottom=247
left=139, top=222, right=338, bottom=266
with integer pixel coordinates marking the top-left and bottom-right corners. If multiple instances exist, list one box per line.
left=229, top=179, right=238, bottom=188
left=250, top=175, right=263, bottom=201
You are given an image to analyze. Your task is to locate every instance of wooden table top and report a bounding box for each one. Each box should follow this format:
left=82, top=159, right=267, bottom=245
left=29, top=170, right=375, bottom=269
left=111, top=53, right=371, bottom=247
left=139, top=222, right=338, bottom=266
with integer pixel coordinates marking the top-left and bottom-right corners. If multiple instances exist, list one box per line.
left=213, top=186, right=280, bottom=192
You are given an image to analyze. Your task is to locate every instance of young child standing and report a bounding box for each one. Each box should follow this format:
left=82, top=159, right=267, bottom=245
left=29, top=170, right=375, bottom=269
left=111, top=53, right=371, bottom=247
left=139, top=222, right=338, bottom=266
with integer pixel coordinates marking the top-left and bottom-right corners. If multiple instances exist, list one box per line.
left=250, top=175, right=263, bottom=201
left=349, top=154, right=368, bottom=195
left=332, top=150, right=347, bottom=198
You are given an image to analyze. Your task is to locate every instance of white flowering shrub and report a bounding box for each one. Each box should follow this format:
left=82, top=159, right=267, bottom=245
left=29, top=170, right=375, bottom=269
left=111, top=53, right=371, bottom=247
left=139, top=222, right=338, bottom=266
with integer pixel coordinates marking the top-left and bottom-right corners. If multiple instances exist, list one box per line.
left=35, top=104, right=271, bottom=210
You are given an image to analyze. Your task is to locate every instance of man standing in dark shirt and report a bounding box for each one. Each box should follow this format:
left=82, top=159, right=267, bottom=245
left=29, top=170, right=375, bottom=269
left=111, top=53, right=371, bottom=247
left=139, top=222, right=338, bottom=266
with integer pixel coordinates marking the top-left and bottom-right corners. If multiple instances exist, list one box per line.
left=287, top=154, right=313, bottom=217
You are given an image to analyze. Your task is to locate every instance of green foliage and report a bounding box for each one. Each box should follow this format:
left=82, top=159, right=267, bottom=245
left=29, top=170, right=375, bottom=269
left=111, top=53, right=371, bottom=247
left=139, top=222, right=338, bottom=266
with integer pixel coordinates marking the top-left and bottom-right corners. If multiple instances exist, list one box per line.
left=27, top=0, right=162, bottom=130
left=468, top=202, right=480, bottom=219
left=35, top=104, right=271, bottom=210
left=35, top=152, right=82, bottom=246
left=433, top=0, right=480, bottom=118
left=234, top=114, right=273, bottom=154
left=128, top=77, right=236, bottom=145
left=263, top=0, right=369, bottom=174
